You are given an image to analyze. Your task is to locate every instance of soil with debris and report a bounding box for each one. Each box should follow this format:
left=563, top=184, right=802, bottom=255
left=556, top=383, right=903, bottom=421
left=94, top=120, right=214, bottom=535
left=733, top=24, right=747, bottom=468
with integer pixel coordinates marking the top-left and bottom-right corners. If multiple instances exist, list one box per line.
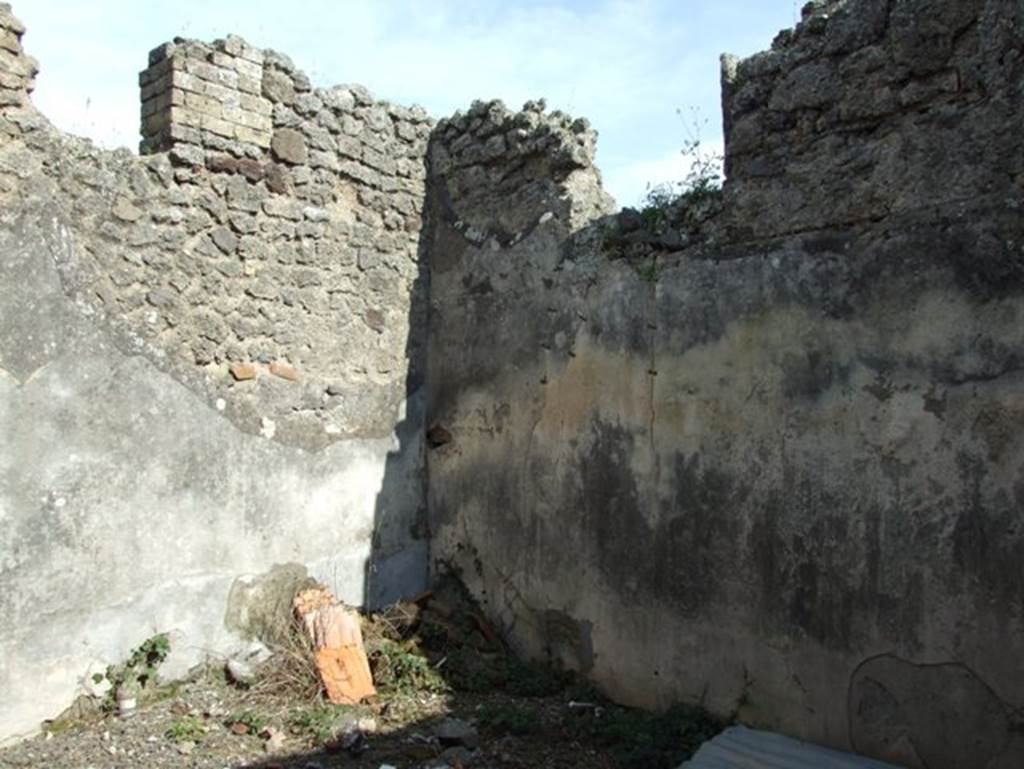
left=0, top=578, right=724, bottom=769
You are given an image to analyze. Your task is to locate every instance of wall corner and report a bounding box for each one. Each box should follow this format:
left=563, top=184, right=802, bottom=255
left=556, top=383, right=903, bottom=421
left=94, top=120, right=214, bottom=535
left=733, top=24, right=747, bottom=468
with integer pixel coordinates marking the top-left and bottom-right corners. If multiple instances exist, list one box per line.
left=138, top=35, right=271, bottom=165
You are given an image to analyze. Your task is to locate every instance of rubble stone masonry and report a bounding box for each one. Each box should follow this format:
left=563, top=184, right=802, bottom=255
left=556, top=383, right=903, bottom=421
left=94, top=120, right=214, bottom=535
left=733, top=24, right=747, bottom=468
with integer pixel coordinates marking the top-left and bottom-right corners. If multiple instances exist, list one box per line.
left=2, top=2, right=1023, bottom=768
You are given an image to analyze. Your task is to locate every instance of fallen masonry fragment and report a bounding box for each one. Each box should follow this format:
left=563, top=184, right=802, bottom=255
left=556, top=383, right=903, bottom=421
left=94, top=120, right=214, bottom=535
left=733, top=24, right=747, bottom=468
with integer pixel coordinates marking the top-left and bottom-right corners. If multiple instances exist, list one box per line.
left=293, top=585, right=377, bottom=705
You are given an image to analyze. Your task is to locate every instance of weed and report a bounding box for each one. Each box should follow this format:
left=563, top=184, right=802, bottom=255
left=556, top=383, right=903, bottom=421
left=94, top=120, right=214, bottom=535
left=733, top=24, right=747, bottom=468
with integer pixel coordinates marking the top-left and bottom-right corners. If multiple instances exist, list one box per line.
left=250, top=616, right=322, bottom=703
left=287, top=704, right=360, bottom=743
left=570, top=702, right=725, bottom=769
left=94, top=634, right=171, bottom=711
left=165, top=715, right=206, bottom=743
left=229, top=709, right=268, bottom=734
left=639, top=108, right=724, bottom=232
left=41, top=719, right=74, bottom=736
left=443, top=646, right=508, bottom=693
left=505, top=660, right=572, bottom=698
left=440, top=646, right=571, bottom=698
left=564, top=677, right=603, bottom=703
left=636, top=260, right=660, bottom=283
left=640, top=184, right=676, bottom=231
left=368, top=637, right=449, bottom=695
left=478, top=702, right=544, bottom=736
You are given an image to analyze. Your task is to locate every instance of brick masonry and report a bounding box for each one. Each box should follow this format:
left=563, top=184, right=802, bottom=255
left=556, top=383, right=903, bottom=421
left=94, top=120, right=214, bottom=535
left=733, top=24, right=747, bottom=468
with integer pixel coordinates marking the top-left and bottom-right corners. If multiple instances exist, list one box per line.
left=1, top=5, right=433, bottom=450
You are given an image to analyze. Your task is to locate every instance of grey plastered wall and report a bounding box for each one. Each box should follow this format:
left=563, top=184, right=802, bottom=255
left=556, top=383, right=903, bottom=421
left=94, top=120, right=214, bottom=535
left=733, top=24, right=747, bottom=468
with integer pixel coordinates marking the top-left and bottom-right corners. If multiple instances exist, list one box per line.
left=0, top=4, right=429, bottom=743
left=425, top=3, right=1024, bottom=768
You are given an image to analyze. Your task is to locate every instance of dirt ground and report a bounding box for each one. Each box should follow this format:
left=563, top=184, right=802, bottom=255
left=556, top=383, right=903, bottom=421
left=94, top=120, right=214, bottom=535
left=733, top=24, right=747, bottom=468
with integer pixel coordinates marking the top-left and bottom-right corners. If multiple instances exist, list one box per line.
left=0, top=580, right=724, bottom=769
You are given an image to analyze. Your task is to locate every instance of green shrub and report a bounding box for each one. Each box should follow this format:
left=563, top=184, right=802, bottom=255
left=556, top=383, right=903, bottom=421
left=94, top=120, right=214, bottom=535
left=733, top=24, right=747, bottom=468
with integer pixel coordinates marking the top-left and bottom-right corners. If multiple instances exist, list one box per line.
left=94, top=633, right=171, bottom=710
left=368, top=638, right=449, bottom=695
left=166, top=715, right=205, bottom=743
left=505, top=659, right=573, bottom=697
left=640, top=108, right=724, bottom=230
left=287, top=704, right=360, bottom=742
left=229, top=709, right=268, bottom=734
left=571, top=702, right=725, bottom=769
left=478, top=702, right=544, bottom=735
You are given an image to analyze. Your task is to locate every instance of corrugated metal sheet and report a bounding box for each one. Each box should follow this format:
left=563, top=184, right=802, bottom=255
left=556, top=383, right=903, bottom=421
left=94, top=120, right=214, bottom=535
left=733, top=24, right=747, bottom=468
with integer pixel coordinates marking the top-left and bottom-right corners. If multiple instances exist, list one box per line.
left=680, top=726, right=902, bottom=769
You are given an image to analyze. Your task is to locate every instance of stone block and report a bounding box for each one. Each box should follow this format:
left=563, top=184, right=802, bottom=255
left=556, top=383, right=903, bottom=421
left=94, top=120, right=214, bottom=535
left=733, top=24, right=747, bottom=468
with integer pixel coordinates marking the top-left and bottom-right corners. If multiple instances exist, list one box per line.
left=0, top=48, right=33, bottom=77
left=111, top=198, right=143, bottom=223
left=271, top=128, right=308, bottom=165
left=769, top=61, right=839, bottom=112
left=170, top=68, right=201, bottom=94
left=167, top=122, right=202, bottom=145
left=339, top=160, right=380, bottom=188
left=270, top=361, right=299, bottom=381
left=201, top=114, right=235, bottom=138
left=291, top=71, right=311, bottom=92
left=169, top=143, right=206, bottom=167
left=229, top=362, right=257, bottom=381
left=263, top=197, right=304, bottom=221
left=0, top=69, right=21, bottom=89
left=229, top=211, right=259, bottom=233
left=223, top=106, right=270, bottom=132
left=168, top=106, right=201, bottom=128
left=262, top=69, right=295, bottom=105
left=899, top=70, right=960, bottom=106
left=0, top=29, right=20, bottom=54
left=185, top=58, right=232, bottom=87
left=222, top=34, right=263, bottom=64
left=335, top=135, right=362, bottom=160
left=340, top=114, right=362, bottom=136
left=235, top=125, right=271, bottom=149
left=236, top=158, right=264, bottom=182
left=209, top=51, right=236, bottom=70
left=322, top=86, right=356, bottom=113
left=362, top=147, right=397, bottom=175
left=294, top=92, right=323, bottom=116
left=0, top=5, right=26, bottom=35
left=264, top=163, right=289, bottom=194
left=395, top=121, right=418, bottom=143
left=239, top=92, right=272, bottom=116
left=185, top=90, right=225, bottom=118
left=233, top=57, right=263, bottom=82
left=141, top=110, right=171, bottom=135
left=147, top=41, right=176, bottom=66
left=207, top=154, right=240, bottom=174
left=202, top=80, right=241, bottom=109
left=211, top=226, right=238, bottom=254
left=138, top=136, right=162, bottom=155
left=140, top=73, right=170, bottom=102
left=139, top=57, right=171, bottom=86
left=309, top=149, right=339, bottom=172
left=237, top=74, right=261, bottom=96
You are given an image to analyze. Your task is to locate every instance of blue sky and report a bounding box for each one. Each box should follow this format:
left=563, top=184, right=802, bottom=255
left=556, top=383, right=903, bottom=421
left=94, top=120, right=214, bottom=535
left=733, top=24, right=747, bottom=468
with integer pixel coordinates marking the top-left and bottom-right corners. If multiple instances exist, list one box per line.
left=16, top=1, right=799, bottom=206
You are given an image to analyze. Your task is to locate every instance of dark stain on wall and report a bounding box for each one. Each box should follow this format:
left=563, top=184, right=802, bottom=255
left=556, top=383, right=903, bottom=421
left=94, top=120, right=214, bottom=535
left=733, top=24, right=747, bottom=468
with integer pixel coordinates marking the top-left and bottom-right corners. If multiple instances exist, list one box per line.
left=748, top=489, right=927, bottom=653
left=951, top=452, right=1024, bottom=608
left=654, top=453, right=746, bottom=615
left=423, top=4, right=1024, bottom=764
left=948, top=225, right=1024, bottom=301
left=577, top=421, right=744, bottom=616
left=781, top=349, right=851, bottom=400
left=542, top=609, right=595, bottom=674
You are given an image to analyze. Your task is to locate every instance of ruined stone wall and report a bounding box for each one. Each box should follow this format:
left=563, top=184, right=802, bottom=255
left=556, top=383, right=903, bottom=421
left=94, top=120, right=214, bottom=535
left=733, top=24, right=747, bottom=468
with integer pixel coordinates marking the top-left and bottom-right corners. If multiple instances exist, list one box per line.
left=426, top=2, right=1024, bottom=768
left=0, top=3, right=430, bottom=743
left=0, top=3, right=33, bottom=108
left=4, top=0, right=1024, bottom=763
left=721, top=0, right=1023, bottom=242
